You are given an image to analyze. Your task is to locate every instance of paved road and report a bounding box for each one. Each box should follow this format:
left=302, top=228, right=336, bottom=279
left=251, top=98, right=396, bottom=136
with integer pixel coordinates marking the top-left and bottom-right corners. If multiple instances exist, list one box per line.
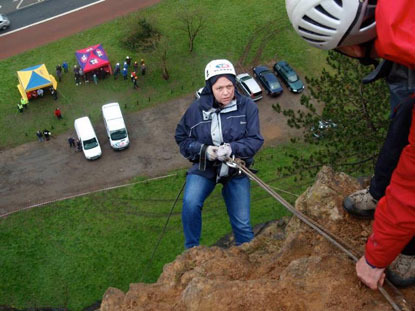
left=0, top=0, right=160, bottom=59
left=0, top=0, right=103, bottom=33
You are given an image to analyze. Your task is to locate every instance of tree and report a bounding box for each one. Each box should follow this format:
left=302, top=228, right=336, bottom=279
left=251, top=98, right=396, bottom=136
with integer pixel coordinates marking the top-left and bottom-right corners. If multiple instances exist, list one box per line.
left=176, top=6, right=206, bottom=53
left=155, top=37, right=170, bottom=80
left=122, top=18, right=161, bottom=52
left=273, top=51, right=390, bottom=178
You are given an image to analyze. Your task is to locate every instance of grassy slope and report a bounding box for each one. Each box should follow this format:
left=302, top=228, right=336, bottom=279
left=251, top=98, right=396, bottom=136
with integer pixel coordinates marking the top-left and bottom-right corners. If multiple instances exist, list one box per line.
left=0, top=143, right=314, bottom=310
left=0, top=0, right=325, bottom=148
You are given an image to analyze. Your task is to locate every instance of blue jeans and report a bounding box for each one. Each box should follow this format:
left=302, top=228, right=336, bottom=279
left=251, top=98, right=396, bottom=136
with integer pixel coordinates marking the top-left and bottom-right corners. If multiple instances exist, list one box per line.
left=182, top=173, right=254, bottom=249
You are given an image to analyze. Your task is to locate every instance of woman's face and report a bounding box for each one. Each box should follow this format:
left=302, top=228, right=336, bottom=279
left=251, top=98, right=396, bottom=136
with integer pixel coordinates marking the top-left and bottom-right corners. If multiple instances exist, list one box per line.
left=212, top=77, right=235, bottom=106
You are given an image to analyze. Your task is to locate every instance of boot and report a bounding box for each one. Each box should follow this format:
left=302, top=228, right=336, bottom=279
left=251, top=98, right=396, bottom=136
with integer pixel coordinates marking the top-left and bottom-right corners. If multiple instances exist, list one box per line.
left=343, top=188, right=378, bottom=219
left=386, top=254, right=415, bottom=287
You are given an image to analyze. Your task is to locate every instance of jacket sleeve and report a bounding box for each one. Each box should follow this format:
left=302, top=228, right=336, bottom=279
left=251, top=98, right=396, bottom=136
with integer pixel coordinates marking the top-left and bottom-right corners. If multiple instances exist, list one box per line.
left=175, top=106, right=204, bottom=162
left=374, top=0, right=415, bottom=69
left=229, top=101, right=264, bottom=159
left=365, top=144, right=415, bottom=267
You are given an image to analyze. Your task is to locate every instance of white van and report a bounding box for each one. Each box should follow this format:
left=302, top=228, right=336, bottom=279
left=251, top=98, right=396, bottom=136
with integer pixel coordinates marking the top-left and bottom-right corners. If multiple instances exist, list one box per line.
left=74, top=116, right=102, bottom=160
left=102, top=102, right=130, bottom=150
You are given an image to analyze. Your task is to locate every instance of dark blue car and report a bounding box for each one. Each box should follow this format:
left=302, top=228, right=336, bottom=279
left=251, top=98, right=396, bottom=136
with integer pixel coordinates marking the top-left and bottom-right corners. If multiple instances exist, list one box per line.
left=252, top=65, right=283, bottom=96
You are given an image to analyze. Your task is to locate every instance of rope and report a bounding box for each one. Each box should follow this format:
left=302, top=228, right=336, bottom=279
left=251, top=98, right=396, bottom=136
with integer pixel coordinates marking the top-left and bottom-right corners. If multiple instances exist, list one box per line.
left=226, top=157, right=409, bottom=311
left=139, top=180, right=186, bottom=282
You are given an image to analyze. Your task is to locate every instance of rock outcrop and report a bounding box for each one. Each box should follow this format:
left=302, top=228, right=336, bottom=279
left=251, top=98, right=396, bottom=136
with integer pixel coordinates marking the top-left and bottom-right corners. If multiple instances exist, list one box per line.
left=101, top=166, right=415, bottom=311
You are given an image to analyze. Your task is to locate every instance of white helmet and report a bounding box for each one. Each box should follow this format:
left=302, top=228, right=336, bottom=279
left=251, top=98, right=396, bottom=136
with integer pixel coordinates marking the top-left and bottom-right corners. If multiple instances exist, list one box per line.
left=204, top=59, right=236, bottom=81
left=286, top=0, right=376, bottom=50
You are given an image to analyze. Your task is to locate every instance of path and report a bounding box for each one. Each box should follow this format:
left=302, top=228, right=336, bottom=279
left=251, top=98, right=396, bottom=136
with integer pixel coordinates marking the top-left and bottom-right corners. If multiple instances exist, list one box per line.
left=0, top=92, right=303, bottom=216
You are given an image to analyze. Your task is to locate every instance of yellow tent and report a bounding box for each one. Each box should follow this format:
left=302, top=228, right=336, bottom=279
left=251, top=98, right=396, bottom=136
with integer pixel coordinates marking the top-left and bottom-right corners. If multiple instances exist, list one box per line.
left=17, top=64, right=58, bottom=101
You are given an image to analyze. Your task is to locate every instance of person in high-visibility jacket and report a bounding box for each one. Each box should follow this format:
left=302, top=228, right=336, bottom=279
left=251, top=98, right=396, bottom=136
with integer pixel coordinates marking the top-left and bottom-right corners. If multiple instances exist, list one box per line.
left=20, top=97, right=28, bottom=109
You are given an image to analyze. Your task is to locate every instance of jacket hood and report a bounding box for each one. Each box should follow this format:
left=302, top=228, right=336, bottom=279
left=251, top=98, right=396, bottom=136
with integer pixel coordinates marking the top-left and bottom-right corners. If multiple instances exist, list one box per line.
left=198, top=74, right=241, bottom=111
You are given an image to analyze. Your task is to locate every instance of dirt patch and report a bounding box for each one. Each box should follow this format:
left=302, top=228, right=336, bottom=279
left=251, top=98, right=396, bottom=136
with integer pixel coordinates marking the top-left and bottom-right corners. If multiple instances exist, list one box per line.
left=0, top=90, right=304, bottom=216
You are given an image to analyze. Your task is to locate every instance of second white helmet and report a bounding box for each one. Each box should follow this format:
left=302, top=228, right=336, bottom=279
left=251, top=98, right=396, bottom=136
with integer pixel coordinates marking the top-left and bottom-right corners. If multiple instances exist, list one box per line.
left=286, top=0, right=377, bottom=50
left=204, top=59, right=236, bottom=81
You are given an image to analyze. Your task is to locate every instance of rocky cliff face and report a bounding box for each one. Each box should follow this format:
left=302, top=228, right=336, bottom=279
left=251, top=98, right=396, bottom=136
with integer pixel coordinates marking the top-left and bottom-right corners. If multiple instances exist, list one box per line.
left=100, top=166, right=415, bottom=311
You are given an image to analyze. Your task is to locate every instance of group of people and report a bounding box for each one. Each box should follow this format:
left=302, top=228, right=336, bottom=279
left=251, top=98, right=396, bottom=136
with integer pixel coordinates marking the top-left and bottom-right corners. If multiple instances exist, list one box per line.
left=113, top=56, right=147, bottom=89
left=174, top=0, right=415, bottom=296
left=72, top=63, right=109, bottom=85
left=67, top=136, right=82, bottom=151
left=36, top=129, right=52, bottom=142
left=18, top=86, right=57, bottom=113
left=19, top=56, right=147, bottom=113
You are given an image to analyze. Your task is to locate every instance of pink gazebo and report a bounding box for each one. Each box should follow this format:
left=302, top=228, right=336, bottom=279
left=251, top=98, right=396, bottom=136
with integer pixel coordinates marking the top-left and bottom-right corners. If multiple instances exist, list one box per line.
left=75, top=44, right=112, bottom=74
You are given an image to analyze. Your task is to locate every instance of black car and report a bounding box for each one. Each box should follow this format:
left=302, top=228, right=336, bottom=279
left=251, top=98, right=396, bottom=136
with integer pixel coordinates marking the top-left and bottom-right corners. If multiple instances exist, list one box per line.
left=252, top=65, right=283, bottom=96
left=273, top=61, right=304, bottom=93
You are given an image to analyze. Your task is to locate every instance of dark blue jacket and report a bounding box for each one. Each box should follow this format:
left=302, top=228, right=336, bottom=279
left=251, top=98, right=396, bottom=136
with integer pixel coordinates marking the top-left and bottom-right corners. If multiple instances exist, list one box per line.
left=175, top=91, right=264, bottom=181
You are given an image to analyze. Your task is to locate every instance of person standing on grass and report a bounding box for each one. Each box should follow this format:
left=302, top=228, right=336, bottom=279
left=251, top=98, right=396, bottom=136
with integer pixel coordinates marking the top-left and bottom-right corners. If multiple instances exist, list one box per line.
left=17, top=101, right=23, bottom=113
left=62, top=61, right=68, bottom=73
left=122, top=67, right=128, bottom=80
left=50, top=87, right=58, bottom=100
left=131, top=71, right=138, bottom=89
left=141, top=61, right=146, bottom=76
left=74, top=65, right=81, bottom=86
left=54, top=108, right=62, bottom=120
left=36, top=130, right=44, bottom=142
left=56, top=64, right=62, bottom=82
left=43, top=129, right=51, bottom=141
left=175, top=59, right=264, bottom=249
left=113, top=63, right=120, bottom=80
left=20, top=97, right=28, bottom=109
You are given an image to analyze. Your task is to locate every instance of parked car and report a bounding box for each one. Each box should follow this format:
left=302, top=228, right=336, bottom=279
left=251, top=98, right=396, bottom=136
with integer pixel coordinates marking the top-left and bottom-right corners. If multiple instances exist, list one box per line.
left=102, top=102, right=130, bottom=150
left=252, top=65, right=283, bottom=96
left=195, top=87, right=204, bottom=99
left=273, top=61, right=304, bottom=93
left=0, top=14, right=10, bottom=30
left=311, top=120, right=337, bottom=139
left=74, top=116, right=102, bottom=160
left=236, top=73, right=262, bottom=102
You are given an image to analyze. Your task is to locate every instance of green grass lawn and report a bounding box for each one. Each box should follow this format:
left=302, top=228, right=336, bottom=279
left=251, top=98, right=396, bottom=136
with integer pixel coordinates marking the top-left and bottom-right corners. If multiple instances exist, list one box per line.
left=0, top=0, right=326, bottom=149
left=0, top=143, right=315, bottom=310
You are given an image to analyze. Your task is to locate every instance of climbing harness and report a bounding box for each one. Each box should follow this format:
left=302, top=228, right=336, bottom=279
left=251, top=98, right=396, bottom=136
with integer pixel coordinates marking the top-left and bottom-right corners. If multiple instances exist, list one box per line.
left=226, top=156, right=412, bottom=311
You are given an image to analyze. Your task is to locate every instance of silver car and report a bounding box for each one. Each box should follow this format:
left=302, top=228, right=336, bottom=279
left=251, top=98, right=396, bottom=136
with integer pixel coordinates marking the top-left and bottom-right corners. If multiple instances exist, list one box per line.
left=0, top=14, right=10, bottom=30
left=236, top=73, right=263, bottom=101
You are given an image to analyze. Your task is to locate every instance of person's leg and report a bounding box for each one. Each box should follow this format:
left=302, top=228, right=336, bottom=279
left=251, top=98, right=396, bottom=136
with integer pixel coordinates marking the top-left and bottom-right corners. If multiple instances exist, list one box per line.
left=369, top=98, right=413, bottom=199
left=222, top=176, right=254, bottom=246
left=344, top=97, right=413, bottom=218
left=182, top=174, right=216, bottom=249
